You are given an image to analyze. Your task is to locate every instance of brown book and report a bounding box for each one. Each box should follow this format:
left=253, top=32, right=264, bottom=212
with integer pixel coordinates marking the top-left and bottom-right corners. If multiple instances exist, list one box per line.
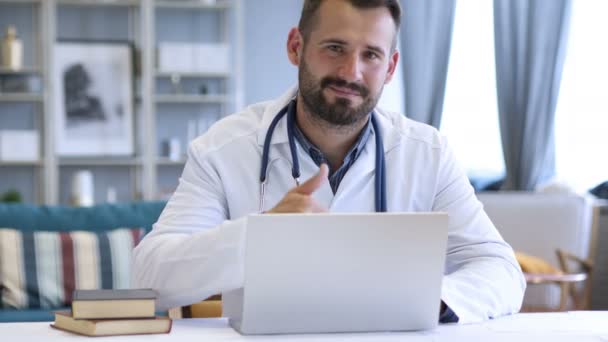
left=51, top=311, right=172, bottom=337
left=71, top=289, right=157, bottom=319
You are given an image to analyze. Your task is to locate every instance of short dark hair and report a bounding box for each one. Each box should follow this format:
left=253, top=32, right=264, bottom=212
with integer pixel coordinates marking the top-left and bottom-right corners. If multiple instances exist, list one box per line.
left=298, top=0, right=401, bottom=45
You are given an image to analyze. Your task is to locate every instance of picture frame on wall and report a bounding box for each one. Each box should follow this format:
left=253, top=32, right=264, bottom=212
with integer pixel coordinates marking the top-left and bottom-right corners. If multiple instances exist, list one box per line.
left=53, top=41, right=134, bottom=157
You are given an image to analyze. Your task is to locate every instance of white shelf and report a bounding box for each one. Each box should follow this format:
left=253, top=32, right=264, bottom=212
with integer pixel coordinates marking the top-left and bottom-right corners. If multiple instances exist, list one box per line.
left=155, top=94, right=229, bottom=104
left=0, top=160, right=43, bottom=166
left=59, top=157, right=142, bottom=166
left=0, top=0, right=40, bottom=4
left=0, top=67, right=42, bottom=75
left=155, top=71, right=230, bottom=79
left=0, top=93, right=44, bottom=102
left=156, top=157, right=187, bottom=165
left=57, top=0, right=140, bottom=7
left=155, top=0, right=231, bottom=10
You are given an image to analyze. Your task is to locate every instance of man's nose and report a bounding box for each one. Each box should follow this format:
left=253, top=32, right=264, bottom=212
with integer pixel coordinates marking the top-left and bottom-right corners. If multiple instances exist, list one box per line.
left=337, top=53, right=362, bottom=82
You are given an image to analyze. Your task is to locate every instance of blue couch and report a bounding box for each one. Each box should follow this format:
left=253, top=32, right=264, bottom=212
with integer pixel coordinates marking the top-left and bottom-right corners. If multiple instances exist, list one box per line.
left=0, top=201, right=166, bottom=322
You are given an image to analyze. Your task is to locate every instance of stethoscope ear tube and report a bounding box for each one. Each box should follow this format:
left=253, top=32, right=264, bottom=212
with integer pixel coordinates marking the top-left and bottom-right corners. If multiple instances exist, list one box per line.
left=371, top=114, right=387, bottom=212
left=285, top=100, right=302, bottom=182
left=260, top=104, right=291, bottom=184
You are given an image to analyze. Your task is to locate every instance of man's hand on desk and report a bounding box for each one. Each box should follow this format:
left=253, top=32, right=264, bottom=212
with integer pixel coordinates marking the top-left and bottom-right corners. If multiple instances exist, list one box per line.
left=266, top=164, right=329, bottom=214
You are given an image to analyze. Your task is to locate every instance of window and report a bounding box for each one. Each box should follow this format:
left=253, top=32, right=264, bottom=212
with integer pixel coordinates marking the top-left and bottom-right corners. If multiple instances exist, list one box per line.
left=554, top=0, right=608, bottom=192
left=440, top=0, right=504, bottom=179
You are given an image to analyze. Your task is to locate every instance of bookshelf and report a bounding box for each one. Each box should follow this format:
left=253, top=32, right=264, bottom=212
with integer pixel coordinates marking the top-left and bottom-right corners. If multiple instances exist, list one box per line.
left=0, top=0, right=244, bottom=205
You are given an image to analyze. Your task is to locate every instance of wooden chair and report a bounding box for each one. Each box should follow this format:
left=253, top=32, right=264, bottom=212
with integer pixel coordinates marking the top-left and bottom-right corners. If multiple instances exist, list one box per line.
left=168, top=294, right=222, bottom=319
left=555, top=249, right=594, bottom=310
left=521, top=249, right=593, bottom=311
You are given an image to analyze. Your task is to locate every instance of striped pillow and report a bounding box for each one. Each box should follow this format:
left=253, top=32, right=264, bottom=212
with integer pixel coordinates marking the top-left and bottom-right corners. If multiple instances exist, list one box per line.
left=0, top=227, right=143, bottom=309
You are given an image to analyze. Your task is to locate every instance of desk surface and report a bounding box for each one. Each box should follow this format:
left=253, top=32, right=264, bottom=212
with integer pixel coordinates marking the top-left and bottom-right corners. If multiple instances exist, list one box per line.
left=1, top=312, right=608, bottom=341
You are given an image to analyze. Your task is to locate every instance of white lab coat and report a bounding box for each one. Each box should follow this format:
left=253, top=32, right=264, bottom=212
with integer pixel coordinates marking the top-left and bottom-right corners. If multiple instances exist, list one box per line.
left=132, top=87, right=525, bottom=324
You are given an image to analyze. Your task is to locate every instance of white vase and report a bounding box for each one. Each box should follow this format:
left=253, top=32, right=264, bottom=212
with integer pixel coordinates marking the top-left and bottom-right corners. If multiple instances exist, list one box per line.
left=1, top=26, right=23, bottom=71
left=168, top=138, right=181, bottom=161
left=71, top=170, right=94, bottom=207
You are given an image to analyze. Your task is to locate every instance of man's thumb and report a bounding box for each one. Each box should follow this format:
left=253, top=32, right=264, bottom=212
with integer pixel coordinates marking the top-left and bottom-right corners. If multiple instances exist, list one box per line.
left=293, top=164, right=328, bottom=195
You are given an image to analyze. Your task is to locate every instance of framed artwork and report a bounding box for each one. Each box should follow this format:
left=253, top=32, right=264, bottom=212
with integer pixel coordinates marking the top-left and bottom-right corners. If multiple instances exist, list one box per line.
left=53, top=41, right=134, bottom=157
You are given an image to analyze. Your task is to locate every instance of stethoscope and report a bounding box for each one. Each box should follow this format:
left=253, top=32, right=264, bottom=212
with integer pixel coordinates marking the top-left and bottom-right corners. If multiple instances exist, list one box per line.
left=259, top=99, right=387, bottom=213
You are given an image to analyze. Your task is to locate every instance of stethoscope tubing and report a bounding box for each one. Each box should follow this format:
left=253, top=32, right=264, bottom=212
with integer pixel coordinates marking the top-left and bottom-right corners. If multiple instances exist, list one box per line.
left=259, top=100, right=387, bottom=213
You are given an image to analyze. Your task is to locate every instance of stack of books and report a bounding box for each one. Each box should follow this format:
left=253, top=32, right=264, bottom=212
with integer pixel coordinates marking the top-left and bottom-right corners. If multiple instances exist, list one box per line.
left=51, top=289, right=172, bottom=337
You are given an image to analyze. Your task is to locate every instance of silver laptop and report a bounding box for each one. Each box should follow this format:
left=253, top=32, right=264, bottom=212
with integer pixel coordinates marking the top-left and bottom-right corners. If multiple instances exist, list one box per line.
left=224, top=212, right=448, bottom=335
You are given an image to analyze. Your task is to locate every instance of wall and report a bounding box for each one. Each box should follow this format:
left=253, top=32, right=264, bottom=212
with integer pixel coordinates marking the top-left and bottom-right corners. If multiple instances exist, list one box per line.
left=243, top=0, right=302, bottom=106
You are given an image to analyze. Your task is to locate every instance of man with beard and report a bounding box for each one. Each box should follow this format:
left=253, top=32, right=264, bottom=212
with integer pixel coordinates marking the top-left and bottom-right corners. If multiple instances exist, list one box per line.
left=133, top=0, right=525, bottom=324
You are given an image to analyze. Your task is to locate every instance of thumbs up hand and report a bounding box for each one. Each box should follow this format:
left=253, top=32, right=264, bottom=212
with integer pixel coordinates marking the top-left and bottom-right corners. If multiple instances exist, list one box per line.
left=266, top=164, right=329, bottom=214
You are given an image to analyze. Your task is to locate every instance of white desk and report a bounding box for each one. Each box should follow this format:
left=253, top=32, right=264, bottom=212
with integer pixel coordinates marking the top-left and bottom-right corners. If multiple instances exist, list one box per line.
left=1, top=312, right=608, bottom=341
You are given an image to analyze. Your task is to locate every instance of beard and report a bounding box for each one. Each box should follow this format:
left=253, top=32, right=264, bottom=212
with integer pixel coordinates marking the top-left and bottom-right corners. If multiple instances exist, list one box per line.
left=298, top=58, right=381, bottom=128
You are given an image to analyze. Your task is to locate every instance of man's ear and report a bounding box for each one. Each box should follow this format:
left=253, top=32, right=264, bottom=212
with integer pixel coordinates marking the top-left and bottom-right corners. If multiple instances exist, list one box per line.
left=287, top=27, right=303, bottom=66
left=383, top=50, right=400, bottom=84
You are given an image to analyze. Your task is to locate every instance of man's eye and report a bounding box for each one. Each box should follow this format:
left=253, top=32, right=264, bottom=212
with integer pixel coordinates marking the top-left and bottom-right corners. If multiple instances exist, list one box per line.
left=327, top=45, right=342, bottom=53
left=365, top=51, right=379, bottom=60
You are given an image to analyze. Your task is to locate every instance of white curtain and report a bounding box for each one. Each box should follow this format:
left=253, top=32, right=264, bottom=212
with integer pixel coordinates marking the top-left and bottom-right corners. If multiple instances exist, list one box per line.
left=554, top=0, right=608, bottom=192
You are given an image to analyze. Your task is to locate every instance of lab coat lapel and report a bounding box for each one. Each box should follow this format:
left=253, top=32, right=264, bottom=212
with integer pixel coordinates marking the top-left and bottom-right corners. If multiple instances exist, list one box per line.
left=329, top=112, right=402, bottom=211
left=329, top=135, right=376, bottom=211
